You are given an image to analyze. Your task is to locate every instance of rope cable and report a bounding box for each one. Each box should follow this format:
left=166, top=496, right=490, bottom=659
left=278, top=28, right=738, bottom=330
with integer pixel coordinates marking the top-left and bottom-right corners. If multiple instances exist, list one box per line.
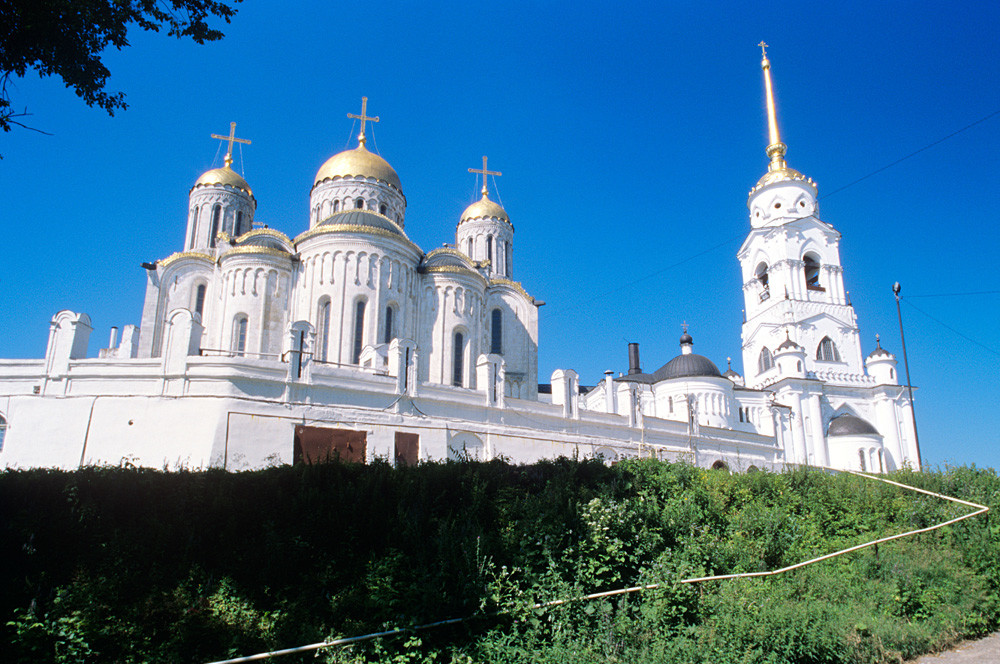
left=203, top=468, right=988, bottom=664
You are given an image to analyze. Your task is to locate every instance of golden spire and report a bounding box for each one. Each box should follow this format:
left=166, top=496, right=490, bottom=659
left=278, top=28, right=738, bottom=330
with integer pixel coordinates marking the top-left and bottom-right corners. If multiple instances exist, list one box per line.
left=210, top=122, right=251, bottom=168
left=468, top=155, right=502, bottom=197
left=758, top=41, right=787, bottom=173
left=347, top=96, right=379, bottom=148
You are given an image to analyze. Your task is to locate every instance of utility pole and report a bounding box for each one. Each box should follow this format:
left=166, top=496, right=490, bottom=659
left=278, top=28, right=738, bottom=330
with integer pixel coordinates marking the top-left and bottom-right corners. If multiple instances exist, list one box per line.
left=893, top=282, right=922, bottom=467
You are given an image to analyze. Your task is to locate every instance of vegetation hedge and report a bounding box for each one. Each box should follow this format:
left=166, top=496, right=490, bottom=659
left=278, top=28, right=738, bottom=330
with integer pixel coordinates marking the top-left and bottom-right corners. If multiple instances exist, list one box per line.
left=1, top=459, right=998, bottom=663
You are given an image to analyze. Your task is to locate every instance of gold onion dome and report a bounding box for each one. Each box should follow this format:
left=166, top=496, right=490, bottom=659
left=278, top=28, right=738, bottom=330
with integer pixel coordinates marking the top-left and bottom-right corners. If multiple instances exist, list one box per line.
left=314, top=144, right=402, bottom=192
left=193, top=164, right=253, bottom=197
left=460, top=194, right=509, bottom=224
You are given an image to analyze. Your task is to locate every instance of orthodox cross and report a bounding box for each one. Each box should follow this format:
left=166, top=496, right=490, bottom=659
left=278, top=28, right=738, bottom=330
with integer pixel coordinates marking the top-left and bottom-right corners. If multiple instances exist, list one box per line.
left=210, top=122, right=251, bottom=167
left=468, top=155, right=501, bottom=197
left=347, top=97, right=379, bottom=147
left=758, top=41, right=769, bottom=58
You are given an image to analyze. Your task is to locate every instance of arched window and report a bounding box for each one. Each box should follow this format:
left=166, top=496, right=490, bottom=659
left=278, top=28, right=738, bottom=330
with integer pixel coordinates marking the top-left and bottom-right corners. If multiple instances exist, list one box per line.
left=817, top=337, right=841, bottom=362
left=755, top=262, right=769, bottom=300
left=668, top=396, right=673, bottom=413
left=209, top=205, right=221, bottom=248
left=0, top=414, right=6, bottom=452
left=317, top=299, right=331, bottom=362
left=739, top=408, right=744, bottom=422
left=232, top=315, right=248, bottom=357
left=467, top=238, right=473, bottom=257
left=804, top=254, right=822, bottom=289
left=452, top=332, right=465, bottom=387
left=711, top=460, right=729, bottom=471
left=506, top=241, right=512, bottom=274
left=333, top=199, right=341, bottom=213
left=352, top=300, right=366, bottom=364
left=383, top=305, right=394, bottom=345
left=236, top=210, right=244, bottom=236
left=379, top=203, right=388, bottom=215
left=194, top=284, right=207, bottom=318
left=486, top=236, right=493, bottom=265
left=188, top=206, right=199, bottom=247
left=355, top=198, right=365, bottom=209
left=490, top=308, right=502, bottom=355
left=758, top=347, right=774, bottom=373
left=858, top=448, right=867, bottom=471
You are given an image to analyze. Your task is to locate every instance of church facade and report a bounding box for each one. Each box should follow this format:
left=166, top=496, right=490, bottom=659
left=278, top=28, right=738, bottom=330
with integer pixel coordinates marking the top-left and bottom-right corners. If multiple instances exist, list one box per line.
left=0, top=54, right=919, bottom=473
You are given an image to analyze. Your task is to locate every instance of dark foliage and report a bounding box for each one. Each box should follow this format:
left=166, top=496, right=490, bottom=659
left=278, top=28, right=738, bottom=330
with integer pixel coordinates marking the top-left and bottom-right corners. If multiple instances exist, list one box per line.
left=1, top=459, right=997, bottom=663
left=0, top=0, right=240, bottom=135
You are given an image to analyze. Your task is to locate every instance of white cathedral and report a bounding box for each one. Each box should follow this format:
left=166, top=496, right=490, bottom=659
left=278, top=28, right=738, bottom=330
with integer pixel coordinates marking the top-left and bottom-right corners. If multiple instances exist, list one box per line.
left=0, top=52, right=919, bottom=473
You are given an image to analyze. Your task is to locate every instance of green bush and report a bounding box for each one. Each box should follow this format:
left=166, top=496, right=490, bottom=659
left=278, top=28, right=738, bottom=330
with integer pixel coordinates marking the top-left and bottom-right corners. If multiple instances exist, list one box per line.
left=0, top=459, right=997, bottom=663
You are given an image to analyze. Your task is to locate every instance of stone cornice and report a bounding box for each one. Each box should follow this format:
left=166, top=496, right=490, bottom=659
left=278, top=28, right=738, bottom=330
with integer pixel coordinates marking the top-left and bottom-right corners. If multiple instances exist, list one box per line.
left=489, top=277, right=534, bottom=303
left=219, top=246, right=295, bottom=262
left=294, top=223, right=421, bottom=255
left=158, top=251, right=214, bottom=269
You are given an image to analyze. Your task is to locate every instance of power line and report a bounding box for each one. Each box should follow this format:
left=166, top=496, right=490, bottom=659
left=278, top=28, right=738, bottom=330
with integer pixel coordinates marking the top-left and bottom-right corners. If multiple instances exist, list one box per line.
left=902, top=299, right=1000, bottom=358
left=541, top=233, right=744, bottom=321
left=820, top=108, right=1000, bottom=199
left=545, top=109, right=1000, bottom=320
left=905, top=290, right=1000, bottom=299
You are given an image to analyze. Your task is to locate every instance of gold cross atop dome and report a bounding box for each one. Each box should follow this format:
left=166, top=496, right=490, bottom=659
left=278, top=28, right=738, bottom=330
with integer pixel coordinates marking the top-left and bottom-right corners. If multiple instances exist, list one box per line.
left=758, top=41, right=768, bottom=59
left=210, top=122, right=251, bottom=168
left=468, top=155, right=501, bottom=197
left=347, top=97, right=379, bottom=147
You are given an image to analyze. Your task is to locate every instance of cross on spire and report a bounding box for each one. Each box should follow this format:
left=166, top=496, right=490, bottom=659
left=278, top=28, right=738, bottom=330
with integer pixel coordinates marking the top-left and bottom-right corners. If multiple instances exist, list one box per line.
left=758, top=41, right=769, bottom=59
left=468, top=155, right=501, bottom=197
left=210, top=122, right=251, bottom=168
left=347, top=96, right=379, bottom=147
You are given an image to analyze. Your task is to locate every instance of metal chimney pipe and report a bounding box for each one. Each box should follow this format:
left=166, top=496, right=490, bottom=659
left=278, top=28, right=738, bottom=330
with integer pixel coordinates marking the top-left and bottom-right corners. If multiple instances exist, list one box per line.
left=627, top=342, right=641, bottom=375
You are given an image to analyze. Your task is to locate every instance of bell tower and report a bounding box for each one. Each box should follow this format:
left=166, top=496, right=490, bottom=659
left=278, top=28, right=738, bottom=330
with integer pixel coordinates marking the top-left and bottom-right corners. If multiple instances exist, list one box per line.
left=737, top=45, right=863, bottom=388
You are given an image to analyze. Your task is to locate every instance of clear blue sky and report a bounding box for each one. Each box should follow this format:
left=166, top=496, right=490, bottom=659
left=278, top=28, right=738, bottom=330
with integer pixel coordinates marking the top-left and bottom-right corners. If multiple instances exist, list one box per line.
left=2, top=1, right=997, bottom=470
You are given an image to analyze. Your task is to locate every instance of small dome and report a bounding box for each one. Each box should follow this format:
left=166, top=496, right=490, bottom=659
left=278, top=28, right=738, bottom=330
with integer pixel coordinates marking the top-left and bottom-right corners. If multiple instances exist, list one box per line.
left=319, top=209, right=406, bottom=237
left=314, top=144, right=402, bottom=192
left=193, top=165, right=252, bottom=196
left=460, top=194, right=509, bottom=224
left=653, top=354, right=722, bottom=381
left=867, top=336, right=894, bottom=360
left=679, top=331, right=694, bottom=345
left=776, top=336, right=803, bottom=352
left=827, top=414, right=880, bottom=437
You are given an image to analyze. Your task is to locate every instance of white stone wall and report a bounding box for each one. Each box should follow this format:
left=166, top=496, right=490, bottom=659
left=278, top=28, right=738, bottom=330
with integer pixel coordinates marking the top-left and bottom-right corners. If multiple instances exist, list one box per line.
left=293, top=233, right=421, bottom=366
left=187, top=184, right=255, bottom=251
left=310, top=176, right=406, bottom=228
left=456, top=218, right=514, bottom=278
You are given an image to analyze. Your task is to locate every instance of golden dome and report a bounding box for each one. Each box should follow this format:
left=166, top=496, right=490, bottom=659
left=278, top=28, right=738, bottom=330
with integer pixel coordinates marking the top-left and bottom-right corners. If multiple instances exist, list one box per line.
left=460, top=194, right=509, bottom=224
left=314, top=144, right=402, bottom=191
left=193, top=165, right=252, bottom=196
left=751, top=165, right=814, bottom=193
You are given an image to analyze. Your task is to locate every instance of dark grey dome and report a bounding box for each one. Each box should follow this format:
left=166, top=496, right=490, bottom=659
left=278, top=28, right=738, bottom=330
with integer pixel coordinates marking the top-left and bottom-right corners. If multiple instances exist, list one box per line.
left=776, top=337, right=803, bottom=351
left=653, top=353, right=722, bottom=381
left=867, top=335, right=894, bottom=360
left=827, top=414, right=879, bottom=437
left=679, top=331, right=694, bottom=345
left=319, top=209, right=406, bottom=236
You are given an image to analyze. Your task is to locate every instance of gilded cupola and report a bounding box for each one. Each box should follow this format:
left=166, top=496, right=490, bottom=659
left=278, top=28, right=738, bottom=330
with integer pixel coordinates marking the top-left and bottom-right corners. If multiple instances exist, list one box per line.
left=456, top=155, right=514, bottom=278
left=310, top=97, right=407, bottom=229
left=186, top=123, right=256, bottom=251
